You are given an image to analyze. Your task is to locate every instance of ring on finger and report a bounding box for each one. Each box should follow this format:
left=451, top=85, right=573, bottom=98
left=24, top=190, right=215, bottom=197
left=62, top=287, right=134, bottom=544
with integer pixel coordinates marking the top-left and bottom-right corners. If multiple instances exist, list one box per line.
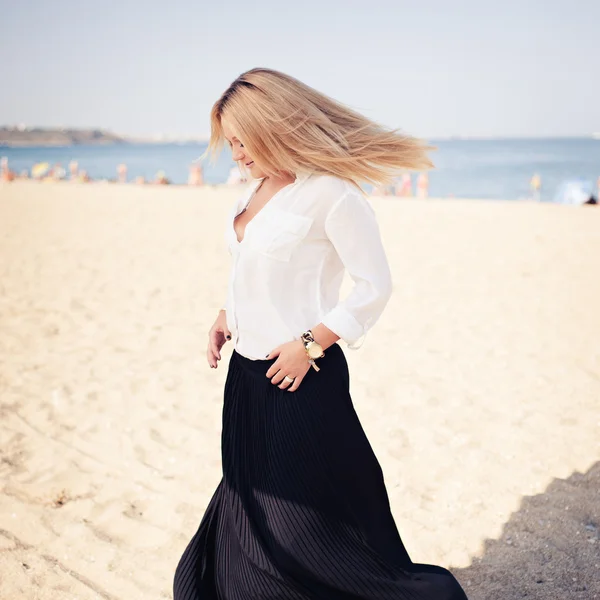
left=283, top=375, right=295, bottom=384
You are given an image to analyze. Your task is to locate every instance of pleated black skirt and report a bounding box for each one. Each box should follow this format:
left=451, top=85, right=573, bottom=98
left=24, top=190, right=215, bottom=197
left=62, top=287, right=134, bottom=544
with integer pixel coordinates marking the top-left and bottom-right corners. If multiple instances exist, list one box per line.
left=173, top=343, right=468, bottom=600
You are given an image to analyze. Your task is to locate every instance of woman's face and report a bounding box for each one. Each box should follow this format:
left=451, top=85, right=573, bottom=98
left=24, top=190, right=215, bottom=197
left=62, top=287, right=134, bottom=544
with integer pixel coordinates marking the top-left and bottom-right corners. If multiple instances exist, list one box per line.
left=221, top=118, right=266, bottom=179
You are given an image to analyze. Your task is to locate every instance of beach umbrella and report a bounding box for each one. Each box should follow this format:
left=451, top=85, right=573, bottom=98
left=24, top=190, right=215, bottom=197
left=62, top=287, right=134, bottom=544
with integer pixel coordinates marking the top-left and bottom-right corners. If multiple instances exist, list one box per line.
left=31, top=162, right=50, bottom=179
left=553, top=179, right=594, bottom=205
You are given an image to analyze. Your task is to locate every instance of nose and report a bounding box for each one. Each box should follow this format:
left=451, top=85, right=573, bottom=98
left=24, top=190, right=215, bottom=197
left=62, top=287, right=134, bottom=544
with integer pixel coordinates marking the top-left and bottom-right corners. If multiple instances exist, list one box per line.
left=231, top=145, right=245, bottom=162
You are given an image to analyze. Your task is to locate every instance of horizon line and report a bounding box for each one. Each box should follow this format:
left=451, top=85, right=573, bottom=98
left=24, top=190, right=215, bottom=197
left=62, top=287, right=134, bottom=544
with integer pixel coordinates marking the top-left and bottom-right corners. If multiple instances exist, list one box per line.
left=1, top=125, right=599, bottom=144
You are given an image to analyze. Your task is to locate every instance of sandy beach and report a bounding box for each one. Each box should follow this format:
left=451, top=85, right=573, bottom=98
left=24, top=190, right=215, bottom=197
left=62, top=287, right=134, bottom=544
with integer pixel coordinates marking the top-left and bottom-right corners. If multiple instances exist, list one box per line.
left=0, top=181, right=599, bottom=600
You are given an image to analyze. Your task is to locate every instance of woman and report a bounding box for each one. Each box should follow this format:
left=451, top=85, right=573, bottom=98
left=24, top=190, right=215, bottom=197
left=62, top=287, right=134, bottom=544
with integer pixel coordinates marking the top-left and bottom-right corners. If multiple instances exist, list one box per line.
left=174, top=68, right=468, bottom=600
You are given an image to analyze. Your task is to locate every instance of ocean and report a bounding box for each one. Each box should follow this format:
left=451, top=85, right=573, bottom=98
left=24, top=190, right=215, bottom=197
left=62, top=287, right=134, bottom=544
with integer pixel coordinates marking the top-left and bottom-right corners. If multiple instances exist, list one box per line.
left=2, top=138, right=599, bottom=201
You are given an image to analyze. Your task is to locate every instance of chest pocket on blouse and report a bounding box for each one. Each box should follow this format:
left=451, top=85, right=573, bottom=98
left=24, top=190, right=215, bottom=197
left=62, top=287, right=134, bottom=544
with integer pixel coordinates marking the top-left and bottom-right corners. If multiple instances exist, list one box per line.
left=251, top=207, right=313, bottom=262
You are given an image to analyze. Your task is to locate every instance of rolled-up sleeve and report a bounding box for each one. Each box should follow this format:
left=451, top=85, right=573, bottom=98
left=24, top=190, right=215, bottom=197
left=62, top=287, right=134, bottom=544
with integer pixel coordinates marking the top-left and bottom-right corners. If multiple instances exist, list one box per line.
left=320, top=190, right=393, bottom=349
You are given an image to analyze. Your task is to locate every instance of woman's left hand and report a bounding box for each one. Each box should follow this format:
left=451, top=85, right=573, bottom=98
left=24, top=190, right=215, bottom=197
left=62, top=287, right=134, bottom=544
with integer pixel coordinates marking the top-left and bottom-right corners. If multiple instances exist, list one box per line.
left=265, top=340, right=311, bottom=392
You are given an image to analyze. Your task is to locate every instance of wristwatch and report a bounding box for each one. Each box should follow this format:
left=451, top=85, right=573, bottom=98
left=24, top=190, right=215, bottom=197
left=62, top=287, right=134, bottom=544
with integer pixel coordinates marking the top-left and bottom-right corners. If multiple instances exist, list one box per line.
left=301, top=330, right=325, bottom=371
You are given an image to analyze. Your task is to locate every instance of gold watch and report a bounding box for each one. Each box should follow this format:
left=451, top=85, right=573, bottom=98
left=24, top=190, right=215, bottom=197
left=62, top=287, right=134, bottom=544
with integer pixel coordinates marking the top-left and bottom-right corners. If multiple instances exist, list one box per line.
left=301, top=330, right=325, bottom=371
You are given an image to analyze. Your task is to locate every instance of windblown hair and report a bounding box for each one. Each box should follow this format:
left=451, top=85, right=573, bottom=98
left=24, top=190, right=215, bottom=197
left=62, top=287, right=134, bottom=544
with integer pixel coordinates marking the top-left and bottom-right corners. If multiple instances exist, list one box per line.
left=208, top=68, right=434, bottom=187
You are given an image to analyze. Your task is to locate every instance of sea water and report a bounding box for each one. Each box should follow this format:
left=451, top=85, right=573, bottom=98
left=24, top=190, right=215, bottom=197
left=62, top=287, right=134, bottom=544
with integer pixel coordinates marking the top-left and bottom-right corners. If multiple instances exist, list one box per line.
left=2, top=138, right=599, bottom=201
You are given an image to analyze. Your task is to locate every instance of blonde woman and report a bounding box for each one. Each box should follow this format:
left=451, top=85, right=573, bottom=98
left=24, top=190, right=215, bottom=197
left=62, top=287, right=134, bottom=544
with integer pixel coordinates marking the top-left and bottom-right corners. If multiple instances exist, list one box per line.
left=174, top=68, right=468, bottom=600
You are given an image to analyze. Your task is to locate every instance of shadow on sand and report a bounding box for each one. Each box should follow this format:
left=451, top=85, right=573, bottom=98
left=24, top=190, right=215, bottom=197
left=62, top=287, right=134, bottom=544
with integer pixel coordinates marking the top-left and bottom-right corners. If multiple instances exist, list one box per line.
left=452, top=461, right=600, bottom=599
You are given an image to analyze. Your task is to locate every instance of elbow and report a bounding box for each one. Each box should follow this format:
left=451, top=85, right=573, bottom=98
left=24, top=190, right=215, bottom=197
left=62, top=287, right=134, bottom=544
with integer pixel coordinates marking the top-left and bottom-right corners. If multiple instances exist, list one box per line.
left=363, top=273, right=392, bottom=333
left=321, top=272, right=393, bottom=350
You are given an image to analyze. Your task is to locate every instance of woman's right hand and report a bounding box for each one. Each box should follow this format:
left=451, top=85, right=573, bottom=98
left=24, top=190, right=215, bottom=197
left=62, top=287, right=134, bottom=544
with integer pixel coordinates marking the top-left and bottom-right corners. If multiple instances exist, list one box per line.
left=207, top=310, right=232, bottom=368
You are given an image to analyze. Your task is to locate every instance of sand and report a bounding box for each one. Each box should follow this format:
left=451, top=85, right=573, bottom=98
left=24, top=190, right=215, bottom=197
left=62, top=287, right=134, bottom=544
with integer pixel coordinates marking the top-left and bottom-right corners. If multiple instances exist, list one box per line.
left=0, top=180, right=599, bottom=600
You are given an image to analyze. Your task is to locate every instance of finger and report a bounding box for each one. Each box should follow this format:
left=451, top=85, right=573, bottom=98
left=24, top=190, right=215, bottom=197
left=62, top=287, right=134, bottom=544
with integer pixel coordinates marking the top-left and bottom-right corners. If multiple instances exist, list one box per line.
left=209, top=338, right=222, bottom=361
left=265, top=356, right=282, bottom=378
left=270, top=369, right=286, bottom=385
left=288, top=375, right=304, bottom=392
left=207, top=345, right=218, bottom=369
left=265, top=346, right=282, bottom=362
left=278, top=375, right=295, bottom=390
left=224, top=327, right=232, bottom=342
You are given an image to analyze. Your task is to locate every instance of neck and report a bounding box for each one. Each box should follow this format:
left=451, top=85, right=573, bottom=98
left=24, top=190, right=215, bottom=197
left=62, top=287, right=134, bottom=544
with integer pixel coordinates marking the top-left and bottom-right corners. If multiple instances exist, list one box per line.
left=264, top=171, right=296, bottom=186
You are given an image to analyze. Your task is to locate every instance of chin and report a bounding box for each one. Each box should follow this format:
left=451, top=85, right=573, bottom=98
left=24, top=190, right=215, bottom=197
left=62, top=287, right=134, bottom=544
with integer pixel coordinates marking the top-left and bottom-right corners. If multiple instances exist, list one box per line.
left=250, top=166, right=267, bottom=179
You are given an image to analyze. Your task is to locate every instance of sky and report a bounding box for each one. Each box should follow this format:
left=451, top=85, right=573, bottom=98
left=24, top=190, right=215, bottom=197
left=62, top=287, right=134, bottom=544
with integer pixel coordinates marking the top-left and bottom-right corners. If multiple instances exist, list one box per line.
left=1, top=0, right=599, bottom=139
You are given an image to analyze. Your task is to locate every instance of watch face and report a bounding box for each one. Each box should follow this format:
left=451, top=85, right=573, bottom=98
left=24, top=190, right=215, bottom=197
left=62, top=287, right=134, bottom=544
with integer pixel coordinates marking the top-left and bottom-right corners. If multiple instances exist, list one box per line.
left=307, top=342, right=323, bottom=359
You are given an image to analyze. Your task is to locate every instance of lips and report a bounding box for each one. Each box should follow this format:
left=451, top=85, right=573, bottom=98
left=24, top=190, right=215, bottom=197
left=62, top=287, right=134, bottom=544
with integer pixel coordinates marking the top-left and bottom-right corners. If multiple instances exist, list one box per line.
left=245, top=161, right=254, bottom=167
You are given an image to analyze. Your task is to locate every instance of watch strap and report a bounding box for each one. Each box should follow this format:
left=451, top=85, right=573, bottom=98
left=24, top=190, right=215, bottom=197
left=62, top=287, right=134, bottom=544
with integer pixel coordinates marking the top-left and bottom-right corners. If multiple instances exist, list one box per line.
left=301, top=329, right=315, bottom=344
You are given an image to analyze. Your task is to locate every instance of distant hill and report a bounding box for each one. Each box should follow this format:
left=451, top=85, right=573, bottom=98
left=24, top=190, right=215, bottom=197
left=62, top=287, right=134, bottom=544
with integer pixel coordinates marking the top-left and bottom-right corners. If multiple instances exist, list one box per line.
left=0, top=127, right=126, bottom=147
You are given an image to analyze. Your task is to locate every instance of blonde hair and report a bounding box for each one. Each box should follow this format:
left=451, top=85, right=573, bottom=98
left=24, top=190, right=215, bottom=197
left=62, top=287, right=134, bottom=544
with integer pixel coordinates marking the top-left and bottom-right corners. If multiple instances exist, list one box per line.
left=208, top=68, right=434, bottom=187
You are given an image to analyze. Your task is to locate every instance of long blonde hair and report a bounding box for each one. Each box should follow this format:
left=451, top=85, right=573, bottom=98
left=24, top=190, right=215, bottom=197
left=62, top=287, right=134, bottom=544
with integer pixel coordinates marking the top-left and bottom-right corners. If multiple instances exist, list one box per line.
left=208, top=68, right=434, bottom=187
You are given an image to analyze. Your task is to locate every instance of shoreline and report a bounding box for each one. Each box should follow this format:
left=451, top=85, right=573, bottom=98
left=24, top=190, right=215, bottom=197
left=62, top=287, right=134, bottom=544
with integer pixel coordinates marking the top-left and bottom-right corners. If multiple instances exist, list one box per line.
left=0, top=178, right=543, bottom=204
left=3, top=138, right=599, bottom=200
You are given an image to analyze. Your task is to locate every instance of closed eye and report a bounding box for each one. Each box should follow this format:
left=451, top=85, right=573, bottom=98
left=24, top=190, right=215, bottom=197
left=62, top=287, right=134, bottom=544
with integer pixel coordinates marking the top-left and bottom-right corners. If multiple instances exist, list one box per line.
left=227, top=139, right=244, bottom=149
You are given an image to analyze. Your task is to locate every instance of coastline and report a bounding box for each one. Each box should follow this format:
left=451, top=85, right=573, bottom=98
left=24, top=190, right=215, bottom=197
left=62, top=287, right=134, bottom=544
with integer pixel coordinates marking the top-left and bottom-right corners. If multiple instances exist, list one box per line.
left=2, top=137, right=599, bottom=199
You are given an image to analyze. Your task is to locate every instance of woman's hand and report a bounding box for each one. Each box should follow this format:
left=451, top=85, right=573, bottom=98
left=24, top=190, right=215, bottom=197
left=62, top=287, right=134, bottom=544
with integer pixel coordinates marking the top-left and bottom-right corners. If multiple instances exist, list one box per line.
left=265, top=340, right=311, bottom=392
left=207, top=310, right=231, bottom=368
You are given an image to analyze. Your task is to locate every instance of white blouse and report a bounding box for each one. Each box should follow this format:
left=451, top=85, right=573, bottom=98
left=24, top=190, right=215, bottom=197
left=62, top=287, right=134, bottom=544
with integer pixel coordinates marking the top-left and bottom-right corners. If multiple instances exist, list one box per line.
left=223, top=173, right=393, bottom=361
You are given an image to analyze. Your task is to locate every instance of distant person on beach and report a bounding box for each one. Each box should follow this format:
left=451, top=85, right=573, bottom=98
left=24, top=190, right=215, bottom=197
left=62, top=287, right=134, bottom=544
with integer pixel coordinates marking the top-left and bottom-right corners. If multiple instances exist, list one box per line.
left=416, top=171, right=429, bottom=198
left=78, top=169, right=91, bottom=183
left=188, top=164, right=203, bottom=186
left=69, top=160, right=78, bottom=181
left=395, top=172, right=412, bottom=197
left=117, top=163, right=127, bottom=183
left=0, top=157, right=16, bottom=182
left=52, top=163, right=66, bottom=180
left=530, top=173, right=541, bottom=201
left=154, top=170, right=170, bottom=185
left=173, top=68, right=467, bottom=600
left=371, top=181, right=392, bottom=195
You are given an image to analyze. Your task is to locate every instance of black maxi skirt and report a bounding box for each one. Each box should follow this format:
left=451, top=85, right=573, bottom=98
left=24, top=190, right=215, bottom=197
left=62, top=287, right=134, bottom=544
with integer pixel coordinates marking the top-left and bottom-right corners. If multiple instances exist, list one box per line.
left=173, top=343, right=468, bottom=600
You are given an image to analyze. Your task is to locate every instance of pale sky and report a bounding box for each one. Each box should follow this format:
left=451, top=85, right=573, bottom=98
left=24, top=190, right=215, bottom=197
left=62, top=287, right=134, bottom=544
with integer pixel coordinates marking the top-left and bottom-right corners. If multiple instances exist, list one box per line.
left=1, top=0, right=599, bottom=139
